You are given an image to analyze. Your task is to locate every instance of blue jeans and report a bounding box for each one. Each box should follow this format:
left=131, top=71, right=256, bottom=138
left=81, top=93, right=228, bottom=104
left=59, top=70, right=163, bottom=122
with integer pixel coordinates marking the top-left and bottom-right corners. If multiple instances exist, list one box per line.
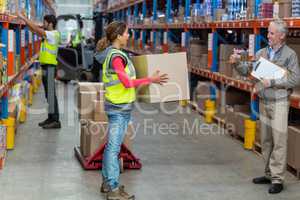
left=102, top=110, right=131, bottom=190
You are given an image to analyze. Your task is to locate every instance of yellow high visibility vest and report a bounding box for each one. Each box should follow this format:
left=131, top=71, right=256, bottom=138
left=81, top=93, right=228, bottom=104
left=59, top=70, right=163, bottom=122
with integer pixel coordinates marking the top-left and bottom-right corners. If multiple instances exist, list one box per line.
left=39, top=31, right=60, bottom=65
left=102, top=48, right=136, bottom=104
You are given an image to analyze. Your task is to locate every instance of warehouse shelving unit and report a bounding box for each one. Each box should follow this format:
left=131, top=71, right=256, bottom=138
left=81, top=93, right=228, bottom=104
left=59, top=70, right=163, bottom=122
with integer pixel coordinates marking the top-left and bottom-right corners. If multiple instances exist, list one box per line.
left=0, top=13, right=42, bottom=119
left=102, top=0, right=300, bottom=177
left=0, top=0, right=46, bottom=169
left=101, top=0, right=300, bottom=110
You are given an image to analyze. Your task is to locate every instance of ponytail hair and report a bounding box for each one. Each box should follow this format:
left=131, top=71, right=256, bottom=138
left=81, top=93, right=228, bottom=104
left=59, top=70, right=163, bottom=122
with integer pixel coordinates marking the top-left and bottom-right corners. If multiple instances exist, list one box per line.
left=96, top=37, right=110, bottom=52
left=96, top=21, right=127, bottom=52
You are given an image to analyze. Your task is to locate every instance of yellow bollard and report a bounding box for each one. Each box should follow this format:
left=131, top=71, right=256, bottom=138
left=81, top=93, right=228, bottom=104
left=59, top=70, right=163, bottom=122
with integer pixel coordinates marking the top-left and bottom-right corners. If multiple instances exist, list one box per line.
left=28, top=84, right=33, bottom=106
left=244, top=119, right=256, bottom=150
left=36, top=69, right=42, bottom=88
left=204, top=100, right=216, bottom=124
left=19, top=98, right=27, bottom=123
left=179, top=100, right=188, bottom=107
left=32, top=76, right=38, bottom=93
left=2, top=117, right=16, bottom=150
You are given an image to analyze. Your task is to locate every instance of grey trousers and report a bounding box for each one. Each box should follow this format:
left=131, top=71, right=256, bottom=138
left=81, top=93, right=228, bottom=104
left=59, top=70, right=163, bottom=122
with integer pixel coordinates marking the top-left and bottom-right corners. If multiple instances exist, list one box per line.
left=41, top=65, right=59, bottom=122
left=259, top=98, right=289, bottom=184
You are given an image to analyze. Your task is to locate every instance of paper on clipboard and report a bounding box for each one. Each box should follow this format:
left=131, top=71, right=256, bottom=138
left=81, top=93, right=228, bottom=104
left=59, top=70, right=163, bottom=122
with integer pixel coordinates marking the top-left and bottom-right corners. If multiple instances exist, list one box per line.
left=251, top=57, right=286, bottom=80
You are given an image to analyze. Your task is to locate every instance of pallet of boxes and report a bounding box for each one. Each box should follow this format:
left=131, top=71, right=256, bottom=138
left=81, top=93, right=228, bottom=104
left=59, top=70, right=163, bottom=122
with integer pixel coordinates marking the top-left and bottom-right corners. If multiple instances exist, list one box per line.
left=76, top=82, right=134, bottom=159
left=188, top=38, right=208, bottom=69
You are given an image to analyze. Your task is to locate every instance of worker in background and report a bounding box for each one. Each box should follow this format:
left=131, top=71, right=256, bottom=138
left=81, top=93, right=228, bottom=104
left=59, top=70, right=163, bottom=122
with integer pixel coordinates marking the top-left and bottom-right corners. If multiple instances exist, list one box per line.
left=230, top=19, right=300, bottom=194
left=97, top=21, right=168, bottom=200
left=69, top=15, right=83, bottom=65
left=71, top=19, right=83, bottom=48
left=18, top=13, right=61, bottom=129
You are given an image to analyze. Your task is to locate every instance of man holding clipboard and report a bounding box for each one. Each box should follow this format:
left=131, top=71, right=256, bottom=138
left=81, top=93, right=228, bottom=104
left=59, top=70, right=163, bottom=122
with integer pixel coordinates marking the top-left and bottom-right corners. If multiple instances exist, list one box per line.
left=230, top=20, right=300, bottom=194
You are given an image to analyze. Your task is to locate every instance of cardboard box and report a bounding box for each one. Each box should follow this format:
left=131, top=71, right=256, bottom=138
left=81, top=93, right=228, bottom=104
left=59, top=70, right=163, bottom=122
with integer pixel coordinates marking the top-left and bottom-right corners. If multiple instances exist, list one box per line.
left=78, top=91, right=97, bottom=120
left=77, top=82, right=104, bottom=93
left=215, top=9, right=225, bottom=21
left=80, top=121, right=134, bottom=157
left=219, top=44, right=242, bottom=61
left=279, top=1, right=291, bottom=18
left=235, top=111, right=250, bottom=138
left=219, top=61, right=233, bottom=77
left=189, top=43, right=207, bottom=57
left=132, top=52, right=190, bottom=103
left=77, top=82, right=105, bottom=120
left=190, top=55, right=202, bottom=67
left=93, top=99, right=108, bottom=122
left=225, top=105, right=251, bottom=137
left=224, top=89, right=250, bottom=106
left=225, top=106, right=237, bottom=134
left=256, top=120, right=261, bottom=145
left=288, top=126, right=300, bottom=169
left=288, top=44, right=300, bottom=65
left=200, top=54, right=208, bottom=68
left=233, top=104, right=251, bottom=113
left=190, top=54, right=207, bottom=69
left=216, top=88, right=250, bottom=113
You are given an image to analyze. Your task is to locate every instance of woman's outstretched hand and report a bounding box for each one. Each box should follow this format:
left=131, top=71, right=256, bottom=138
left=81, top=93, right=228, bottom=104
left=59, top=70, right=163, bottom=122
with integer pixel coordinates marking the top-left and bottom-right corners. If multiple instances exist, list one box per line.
left=151, top=70, right=169, bottom=85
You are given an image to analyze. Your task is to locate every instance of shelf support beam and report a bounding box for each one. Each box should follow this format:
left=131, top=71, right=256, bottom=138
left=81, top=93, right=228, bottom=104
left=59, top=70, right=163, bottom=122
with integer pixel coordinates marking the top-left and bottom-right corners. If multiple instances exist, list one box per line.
left=153, top=0, right=157, bottom=22
left=166, top=0, right=172, bottom=24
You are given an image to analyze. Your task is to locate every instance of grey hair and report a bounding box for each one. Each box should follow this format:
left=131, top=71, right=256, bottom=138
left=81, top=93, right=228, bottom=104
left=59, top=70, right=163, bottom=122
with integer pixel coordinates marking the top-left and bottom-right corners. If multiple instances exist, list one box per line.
left=270, top=19, right=288, bottom=35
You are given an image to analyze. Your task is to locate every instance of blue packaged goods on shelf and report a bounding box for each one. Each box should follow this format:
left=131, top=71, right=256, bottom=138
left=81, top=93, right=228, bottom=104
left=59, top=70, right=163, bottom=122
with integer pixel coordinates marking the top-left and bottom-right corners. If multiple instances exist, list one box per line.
left=292, top=0, right=300, bottom=17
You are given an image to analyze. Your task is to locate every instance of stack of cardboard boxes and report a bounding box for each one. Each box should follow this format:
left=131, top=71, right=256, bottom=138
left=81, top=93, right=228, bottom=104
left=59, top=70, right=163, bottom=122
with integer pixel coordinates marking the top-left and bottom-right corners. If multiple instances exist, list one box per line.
left=188, top=39, right=208, bottom=69
left=218, top=44, right=242, bottom=77
left=279, top=0, right=292, bottom=18
left=288, top=126, right=300, bottom=171
left=77, top=82, right=137, bottom=157
left=216, top=89, right=251, bottom=137
left=77, top=82, right=115, bottom=157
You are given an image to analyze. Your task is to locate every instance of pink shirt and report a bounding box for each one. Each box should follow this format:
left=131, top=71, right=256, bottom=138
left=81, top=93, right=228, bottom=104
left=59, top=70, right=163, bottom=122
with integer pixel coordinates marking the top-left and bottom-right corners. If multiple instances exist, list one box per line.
left=112, top=56, right=152, bottom=88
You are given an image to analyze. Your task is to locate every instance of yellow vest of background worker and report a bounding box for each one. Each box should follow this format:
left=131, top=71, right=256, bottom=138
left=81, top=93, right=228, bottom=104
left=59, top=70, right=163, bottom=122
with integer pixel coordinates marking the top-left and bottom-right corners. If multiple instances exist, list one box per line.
left=71, top=31, right=82, bottom=48
left=39, top=30, right=60, bottom=65
left=102, top=49, right=136, bottom=104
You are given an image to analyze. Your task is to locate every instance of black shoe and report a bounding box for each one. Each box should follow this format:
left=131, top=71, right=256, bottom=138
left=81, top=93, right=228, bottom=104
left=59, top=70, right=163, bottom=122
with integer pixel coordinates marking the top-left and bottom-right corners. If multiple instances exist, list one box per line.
left=269, top=183, right=283, bottom=194
left=42, top=121, right=61, bottom=129
left=38, top=118, right=51, bottom=127
left=252, top=176, right=271, bottom=184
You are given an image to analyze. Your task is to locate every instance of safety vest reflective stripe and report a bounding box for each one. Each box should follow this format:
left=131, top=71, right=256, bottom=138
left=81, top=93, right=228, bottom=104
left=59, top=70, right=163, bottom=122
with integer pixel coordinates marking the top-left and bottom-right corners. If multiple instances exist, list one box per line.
left=104, top=80, right=121, bottom=87
left=105, top=52, right=136, bottom=82
left=41, top=45, right=58, bottom=55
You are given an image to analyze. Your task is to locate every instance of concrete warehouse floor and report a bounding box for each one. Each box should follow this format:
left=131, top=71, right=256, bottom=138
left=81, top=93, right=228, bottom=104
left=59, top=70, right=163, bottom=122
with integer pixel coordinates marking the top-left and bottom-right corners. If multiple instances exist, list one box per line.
left=0, top=82, right=300, bottom=200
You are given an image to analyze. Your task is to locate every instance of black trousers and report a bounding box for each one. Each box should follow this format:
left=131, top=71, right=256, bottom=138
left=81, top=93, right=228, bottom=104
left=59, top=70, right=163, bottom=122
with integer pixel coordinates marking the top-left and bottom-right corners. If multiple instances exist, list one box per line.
left=41, top=64, right=59, bottom=122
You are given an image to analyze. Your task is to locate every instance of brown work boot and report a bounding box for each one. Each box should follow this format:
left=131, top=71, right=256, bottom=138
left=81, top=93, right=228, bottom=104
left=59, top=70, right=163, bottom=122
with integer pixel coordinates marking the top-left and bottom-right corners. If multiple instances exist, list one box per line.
left=100, top=182, right=110, bottom=193
left=106, top=187, right=135, bottom=200
left=119, top=185, right=135, bottom=200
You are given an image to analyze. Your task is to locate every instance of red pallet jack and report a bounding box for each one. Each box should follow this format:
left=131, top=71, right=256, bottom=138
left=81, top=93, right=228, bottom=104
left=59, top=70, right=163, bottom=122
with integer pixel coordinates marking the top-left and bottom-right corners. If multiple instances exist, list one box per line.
left=74, top=144, right=142, bottom=171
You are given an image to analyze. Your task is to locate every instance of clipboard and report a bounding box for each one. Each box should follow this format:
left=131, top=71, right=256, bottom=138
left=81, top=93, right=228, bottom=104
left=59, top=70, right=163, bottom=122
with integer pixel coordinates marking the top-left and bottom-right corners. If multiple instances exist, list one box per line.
left=251, top=57, right=286, bottom=80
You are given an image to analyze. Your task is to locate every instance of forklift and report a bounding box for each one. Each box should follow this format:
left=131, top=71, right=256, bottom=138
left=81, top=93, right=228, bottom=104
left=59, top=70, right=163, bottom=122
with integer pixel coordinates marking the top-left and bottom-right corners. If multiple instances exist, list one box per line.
left=56, top=14, right=96, bottom=83
left=56, top=12, right=112, bottom=83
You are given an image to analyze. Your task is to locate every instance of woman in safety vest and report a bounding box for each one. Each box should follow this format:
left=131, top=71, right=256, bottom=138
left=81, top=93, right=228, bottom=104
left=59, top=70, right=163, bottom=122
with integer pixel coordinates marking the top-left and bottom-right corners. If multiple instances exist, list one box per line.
left=97, top=21, right=168, bottom=200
